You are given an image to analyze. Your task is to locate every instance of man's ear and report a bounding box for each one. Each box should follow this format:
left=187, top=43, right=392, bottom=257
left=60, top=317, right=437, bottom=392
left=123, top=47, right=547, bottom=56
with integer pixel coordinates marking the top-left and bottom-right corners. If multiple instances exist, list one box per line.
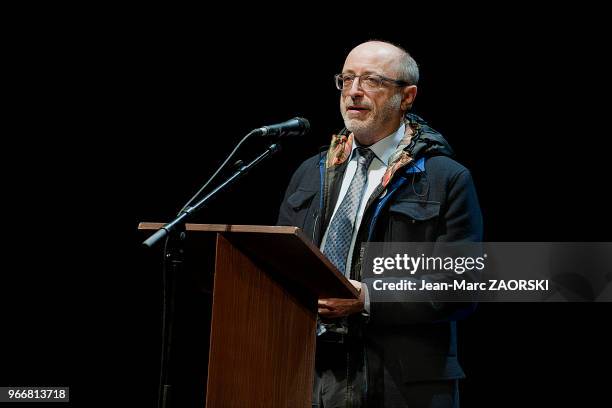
left=401, top=85, right=418, bottom=111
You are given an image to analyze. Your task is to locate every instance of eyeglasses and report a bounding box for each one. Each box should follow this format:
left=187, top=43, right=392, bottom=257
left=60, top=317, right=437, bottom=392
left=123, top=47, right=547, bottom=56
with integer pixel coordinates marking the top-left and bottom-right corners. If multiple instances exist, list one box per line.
left=334, top=73, right=409, bottom=92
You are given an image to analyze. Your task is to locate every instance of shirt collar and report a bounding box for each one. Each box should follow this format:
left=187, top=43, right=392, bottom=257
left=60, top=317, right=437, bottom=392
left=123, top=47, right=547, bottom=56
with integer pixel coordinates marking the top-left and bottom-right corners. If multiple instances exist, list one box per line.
left=351, top=123, right=405, bottom=166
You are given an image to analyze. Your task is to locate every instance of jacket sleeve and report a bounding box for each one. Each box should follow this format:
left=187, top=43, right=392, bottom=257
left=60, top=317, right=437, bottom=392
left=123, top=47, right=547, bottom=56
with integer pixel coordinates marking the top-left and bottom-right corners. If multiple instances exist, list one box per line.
left=363, top=168, right=483, bottom=326
left=438, top=168, right=484, bottom=242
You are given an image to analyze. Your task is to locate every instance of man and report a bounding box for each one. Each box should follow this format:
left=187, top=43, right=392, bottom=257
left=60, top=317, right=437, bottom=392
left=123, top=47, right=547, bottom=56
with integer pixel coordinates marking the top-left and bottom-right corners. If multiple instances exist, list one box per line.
left=277, top=41, right=483, bottom=407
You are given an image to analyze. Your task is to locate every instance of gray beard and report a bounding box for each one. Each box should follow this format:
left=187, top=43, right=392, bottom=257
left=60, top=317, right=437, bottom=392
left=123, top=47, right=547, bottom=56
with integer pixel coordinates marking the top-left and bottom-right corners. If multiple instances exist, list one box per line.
left=342, top=93, right=402, bottom=138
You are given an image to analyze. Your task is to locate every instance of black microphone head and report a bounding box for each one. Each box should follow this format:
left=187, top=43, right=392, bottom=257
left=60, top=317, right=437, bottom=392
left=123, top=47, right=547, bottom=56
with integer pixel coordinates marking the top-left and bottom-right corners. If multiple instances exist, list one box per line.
left=258, top=117, right=311, bottom=138
left=295, top=117, right=310, bottom=134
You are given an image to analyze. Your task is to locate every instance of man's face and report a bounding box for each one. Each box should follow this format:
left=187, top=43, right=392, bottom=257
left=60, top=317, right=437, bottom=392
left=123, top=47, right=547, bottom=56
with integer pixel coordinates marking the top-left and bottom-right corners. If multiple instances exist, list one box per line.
left=340, top=43, right=406, bottom=140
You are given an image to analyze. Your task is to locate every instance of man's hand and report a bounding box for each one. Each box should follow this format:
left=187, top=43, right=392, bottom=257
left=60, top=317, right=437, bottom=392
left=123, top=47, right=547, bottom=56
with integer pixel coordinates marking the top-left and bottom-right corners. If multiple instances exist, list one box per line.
left=318, top=280, right=365, bottom=319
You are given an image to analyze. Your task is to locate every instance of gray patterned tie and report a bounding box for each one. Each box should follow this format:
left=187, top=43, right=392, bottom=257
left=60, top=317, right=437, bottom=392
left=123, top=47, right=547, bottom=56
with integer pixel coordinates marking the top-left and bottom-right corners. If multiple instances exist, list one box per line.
left=322, top=147, right=376, bottom=275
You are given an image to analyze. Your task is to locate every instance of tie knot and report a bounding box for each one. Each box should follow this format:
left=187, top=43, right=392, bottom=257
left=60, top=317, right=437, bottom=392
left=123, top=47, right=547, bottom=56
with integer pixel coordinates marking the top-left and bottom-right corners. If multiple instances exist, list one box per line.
left=356, top=147, right=375, bottom=167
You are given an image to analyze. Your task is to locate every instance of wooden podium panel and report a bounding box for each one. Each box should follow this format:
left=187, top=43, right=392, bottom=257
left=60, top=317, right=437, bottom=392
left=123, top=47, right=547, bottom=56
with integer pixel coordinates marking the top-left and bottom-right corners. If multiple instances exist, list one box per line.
left=138, top=223, right=358, bottom=407
left=206, top=235, right=315, bottom=407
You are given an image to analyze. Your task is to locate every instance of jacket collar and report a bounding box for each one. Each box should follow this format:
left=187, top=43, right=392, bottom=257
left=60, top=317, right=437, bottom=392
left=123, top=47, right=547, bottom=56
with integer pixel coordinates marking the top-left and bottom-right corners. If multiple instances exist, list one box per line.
left=323, top=113, right=453, bottom=186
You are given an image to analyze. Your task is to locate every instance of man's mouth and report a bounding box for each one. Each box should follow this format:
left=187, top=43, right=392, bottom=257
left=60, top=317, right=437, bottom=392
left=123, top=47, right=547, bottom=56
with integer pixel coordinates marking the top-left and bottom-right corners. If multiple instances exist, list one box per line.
left=347, top=106, right=370, bottom=114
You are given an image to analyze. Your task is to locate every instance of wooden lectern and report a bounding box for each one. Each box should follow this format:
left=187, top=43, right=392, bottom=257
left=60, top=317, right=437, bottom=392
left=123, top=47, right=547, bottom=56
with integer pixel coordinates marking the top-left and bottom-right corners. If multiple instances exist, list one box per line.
left=139, top=223, right=358, bottom=407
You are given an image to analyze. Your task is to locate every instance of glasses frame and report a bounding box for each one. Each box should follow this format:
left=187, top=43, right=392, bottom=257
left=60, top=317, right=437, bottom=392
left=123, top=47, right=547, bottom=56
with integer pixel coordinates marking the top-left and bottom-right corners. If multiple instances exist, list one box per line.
left=334, top=73, right=410, bottom=91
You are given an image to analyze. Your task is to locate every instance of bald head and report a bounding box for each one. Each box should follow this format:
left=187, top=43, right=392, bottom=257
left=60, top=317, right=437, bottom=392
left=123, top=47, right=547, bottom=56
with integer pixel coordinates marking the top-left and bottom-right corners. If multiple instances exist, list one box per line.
left=345, top=41, right=419, bottom=85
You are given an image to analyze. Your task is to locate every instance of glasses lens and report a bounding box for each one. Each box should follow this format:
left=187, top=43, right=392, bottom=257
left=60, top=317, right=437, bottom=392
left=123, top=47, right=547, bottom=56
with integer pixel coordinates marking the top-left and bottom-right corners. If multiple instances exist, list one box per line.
left=336, top=74, right=356, bottom=90
left=343, top=76, right=354, bottom=89
left=361, top=76, right=381, bottom=91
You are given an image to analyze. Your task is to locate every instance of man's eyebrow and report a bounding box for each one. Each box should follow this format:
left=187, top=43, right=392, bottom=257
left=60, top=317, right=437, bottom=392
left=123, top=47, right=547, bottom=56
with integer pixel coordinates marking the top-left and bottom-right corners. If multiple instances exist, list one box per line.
left=341, top=70, right=381, bottom=76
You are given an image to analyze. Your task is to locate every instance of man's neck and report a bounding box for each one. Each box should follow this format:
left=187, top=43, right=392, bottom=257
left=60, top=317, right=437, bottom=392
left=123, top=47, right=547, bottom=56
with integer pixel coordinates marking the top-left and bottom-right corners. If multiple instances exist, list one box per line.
left=354, top=122, right=402, bottom=146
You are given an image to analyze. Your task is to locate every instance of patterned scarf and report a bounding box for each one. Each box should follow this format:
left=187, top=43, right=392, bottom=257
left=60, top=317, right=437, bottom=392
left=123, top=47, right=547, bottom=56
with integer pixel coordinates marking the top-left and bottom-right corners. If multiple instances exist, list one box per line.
left=325, top=117, right=422, bottom=188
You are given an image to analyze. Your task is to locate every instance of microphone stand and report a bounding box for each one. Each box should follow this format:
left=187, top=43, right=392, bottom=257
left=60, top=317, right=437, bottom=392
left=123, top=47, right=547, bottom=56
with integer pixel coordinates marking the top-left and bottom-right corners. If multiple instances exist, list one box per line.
left=143, top=142, right=281, bottom=249
left=143, top=142, right=282, bottom=408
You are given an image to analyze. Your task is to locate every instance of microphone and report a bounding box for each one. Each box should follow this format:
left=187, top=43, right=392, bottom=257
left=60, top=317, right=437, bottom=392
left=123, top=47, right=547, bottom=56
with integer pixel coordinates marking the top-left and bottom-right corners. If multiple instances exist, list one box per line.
left=255, top=117, right=310, bottom=138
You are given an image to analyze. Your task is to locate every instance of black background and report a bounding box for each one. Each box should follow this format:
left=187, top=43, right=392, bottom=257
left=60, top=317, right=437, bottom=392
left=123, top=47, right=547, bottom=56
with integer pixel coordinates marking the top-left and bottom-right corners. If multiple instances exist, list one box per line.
left=2, top=6, right=611, bottom=407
